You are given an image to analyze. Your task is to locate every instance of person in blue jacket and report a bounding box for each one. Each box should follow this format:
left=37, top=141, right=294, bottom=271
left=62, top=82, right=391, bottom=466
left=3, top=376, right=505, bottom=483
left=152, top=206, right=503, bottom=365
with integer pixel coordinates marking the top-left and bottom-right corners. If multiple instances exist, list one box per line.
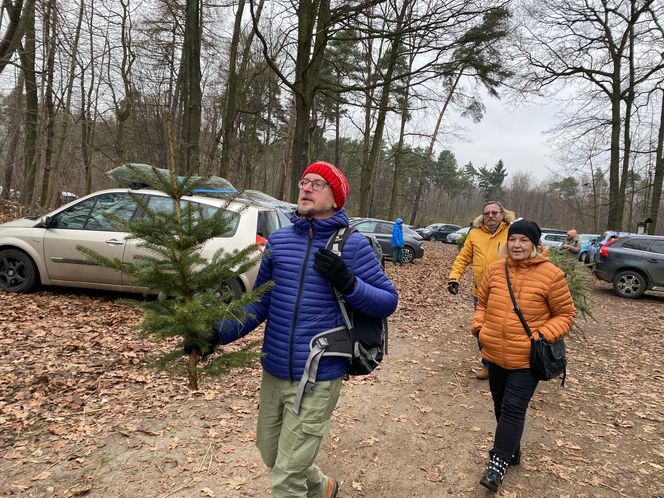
left=188, top=161, right=398, bottom=498
left=391, top=218, right=405, bottom=265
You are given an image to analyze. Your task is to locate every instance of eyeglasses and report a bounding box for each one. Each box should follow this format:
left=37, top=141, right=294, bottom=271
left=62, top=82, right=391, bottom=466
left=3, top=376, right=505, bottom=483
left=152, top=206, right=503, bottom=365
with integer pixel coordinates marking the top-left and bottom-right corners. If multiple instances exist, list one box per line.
left=298, top=178, right=330, bottom=191
left=483, top=211, right=502, bottom=216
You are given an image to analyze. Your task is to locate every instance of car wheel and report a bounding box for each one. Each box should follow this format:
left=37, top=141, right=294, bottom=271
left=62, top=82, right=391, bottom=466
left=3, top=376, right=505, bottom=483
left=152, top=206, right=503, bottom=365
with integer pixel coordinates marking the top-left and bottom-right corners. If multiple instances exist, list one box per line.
left=584, top=252, right=591, bottom=265
left=430, top=234, right=439, bottom=242
left=0, top=249, right=39, bottom=293
left=578, top=251, right=587, bottom=262
left=403, top=246, right=415, bottom=263
left=612, top=270, right=646, bottom=299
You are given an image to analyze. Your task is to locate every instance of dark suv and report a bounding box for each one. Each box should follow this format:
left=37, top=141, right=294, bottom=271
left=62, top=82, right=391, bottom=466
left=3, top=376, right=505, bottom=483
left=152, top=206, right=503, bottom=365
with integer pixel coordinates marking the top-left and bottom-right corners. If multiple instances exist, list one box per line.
left=593, top=235, right=664, bottom=298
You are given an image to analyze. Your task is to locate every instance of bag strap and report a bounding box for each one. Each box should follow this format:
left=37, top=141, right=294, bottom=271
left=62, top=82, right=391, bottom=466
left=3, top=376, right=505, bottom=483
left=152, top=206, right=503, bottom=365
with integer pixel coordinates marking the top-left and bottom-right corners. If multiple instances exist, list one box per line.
left=325, top=227, right=357, bottom=330
left=504, top=260, right=534, bottom=339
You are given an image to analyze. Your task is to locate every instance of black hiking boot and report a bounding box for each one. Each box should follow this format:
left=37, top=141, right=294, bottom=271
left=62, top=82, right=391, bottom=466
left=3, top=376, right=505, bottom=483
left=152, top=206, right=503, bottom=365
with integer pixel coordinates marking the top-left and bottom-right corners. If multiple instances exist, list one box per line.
left=480, top=453, right=509, bottom=493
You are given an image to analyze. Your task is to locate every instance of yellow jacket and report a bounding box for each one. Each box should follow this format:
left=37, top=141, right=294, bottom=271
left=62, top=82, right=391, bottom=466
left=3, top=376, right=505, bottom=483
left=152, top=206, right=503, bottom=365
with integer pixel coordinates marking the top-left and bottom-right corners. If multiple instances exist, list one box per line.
left=447, top=212, right=514, bottom=296
left=471, top=254, right=576, bottom=369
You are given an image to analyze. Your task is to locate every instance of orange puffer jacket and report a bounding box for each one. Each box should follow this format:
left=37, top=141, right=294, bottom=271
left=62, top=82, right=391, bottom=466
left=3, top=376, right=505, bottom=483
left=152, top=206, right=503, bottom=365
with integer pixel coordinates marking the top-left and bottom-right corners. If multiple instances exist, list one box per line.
left=471, top=254, right=576, bottom=370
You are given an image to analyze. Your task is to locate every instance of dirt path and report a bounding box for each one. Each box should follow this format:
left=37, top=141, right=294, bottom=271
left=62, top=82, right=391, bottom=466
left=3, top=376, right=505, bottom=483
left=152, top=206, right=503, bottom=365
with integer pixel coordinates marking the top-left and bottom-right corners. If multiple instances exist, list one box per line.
left=1, top=243, right=663, bottom=497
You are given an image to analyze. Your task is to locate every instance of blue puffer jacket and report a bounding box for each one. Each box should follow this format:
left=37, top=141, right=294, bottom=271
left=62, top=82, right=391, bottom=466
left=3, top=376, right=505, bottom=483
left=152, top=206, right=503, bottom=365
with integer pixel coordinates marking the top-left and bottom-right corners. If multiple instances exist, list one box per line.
left=391, top=218, right=404, bottom=248
left=214, top=208, right=398, bottom=382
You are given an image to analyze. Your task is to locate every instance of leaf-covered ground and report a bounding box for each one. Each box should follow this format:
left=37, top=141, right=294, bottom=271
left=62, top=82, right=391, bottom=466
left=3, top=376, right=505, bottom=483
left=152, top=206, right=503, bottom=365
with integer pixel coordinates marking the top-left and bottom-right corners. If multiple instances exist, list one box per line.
left=1, top=240, right=663, bottom=497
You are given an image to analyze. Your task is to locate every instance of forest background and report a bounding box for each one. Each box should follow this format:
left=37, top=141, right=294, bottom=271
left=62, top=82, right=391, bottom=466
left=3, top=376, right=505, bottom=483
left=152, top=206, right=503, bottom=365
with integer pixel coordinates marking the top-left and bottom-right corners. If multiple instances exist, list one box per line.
left=0, top=0, right=663, bottom=234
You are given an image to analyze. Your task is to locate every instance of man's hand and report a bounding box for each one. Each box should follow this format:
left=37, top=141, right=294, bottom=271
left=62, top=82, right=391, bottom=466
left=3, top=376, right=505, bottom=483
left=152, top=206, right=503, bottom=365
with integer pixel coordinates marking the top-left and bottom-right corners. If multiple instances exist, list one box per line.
left=183, top=331, right=220, bottom=358
left=314, top=248, right=356, bottom=294
left=447, top=281, right=459, bottom=295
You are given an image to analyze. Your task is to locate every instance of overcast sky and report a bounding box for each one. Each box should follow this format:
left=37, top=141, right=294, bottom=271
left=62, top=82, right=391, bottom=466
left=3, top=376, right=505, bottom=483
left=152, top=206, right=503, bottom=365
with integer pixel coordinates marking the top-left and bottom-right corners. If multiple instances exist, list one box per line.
left=445, top=96, right=561, bottom=183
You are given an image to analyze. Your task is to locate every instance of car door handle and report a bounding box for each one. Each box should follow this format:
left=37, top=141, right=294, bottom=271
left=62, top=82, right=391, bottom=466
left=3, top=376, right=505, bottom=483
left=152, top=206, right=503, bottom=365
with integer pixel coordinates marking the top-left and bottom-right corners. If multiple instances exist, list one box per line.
left=647, top=259, right=659, bottom=263
left=105, top=238, right=125, bottom=246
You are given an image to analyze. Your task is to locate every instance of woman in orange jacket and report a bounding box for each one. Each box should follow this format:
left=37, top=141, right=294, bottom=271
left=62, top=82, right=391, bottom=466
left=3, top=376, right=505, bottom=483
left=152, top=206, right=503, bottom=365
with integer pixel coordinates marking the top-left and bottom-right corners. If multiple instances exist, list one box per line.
left=471, top=219, right=576, bottom=493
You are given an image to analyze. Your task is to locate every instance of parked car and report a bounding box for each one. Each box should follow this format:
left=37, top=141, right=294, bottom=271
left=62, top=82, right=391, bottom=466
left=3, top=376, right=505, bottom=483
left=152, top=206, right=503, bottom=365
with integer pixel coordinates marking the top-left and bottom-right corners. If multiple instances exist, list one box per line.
left=416, top=223, right=461, bottom=242
left=585, top=230, right=636, bottom=265
left=577, top=233, right=600, bottom=262
left=593, top=235, right=664, bottom=298
left=540, top=227, right=567, bottom=235
left=0, top=188, right=285, bottom=296
left=446, top=226, right=471, bottom=244
left=540, top=232, right=567, bottom=249
left=349, top=218, right=424, bottom=263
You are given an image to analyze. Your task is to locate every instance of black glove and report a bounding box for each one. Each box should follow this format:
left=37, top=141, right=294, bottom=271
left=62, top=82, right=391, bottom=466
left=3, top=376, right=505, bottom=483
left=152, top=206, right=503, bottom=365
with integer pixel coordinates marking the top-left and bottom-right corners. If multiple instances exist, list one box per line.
left=183, top=331, right=220, bottom=358
left=314, top=248, right=356, bottom=294
left=447, top=281, right=459, bottom=295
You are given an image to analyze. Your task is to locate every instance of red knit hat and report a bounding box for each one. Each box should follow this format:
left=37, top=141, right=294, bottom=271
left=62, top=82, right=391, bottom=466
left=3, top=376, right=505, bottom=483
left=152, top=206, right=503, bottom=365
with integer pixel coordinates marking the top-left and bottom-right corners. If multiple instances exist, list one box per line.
left=301, top=161, right=349, bottom=209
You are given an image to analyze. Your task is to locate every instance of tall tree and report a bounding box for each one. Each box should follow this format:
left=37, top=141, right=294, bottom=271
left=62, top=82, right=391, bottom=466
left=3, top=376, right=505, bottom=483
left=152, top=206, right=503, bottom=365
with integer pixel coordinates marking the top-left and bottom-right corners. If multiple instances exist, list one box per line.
left=517, top=0, right=664, bottom=229
left=180, top=0, right=202, bottom=174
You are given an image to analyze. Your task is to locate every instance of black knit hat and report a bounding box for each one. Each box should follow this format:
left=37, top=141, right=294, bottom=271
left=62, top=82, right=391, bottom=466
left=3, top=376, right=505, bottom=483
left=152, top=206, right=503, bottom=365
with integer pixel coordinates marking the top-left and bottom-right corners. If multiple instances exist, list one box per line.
left=508, top=219, right=541, bottom=247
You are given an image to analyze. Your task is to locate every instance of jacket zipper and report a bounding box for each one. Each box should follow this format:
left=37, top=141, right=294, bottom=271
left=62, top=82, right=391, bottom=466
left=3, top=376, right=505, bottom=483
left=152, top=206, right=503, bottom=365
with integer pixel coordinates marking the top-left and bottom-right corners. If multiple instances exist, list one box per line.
left=289, top=221, right=314, bottom=381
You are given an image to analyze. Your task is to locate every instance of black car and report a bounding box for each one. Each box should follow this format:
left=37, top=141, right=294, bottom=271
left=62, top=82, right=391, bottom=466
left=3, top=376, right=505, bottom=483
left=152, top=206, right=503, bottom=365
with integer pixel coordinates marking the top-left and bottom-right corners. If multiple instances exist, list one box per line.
left=593, top=235, right=664, bottom=298
left=416, top=223, right=462, bottom=242
left=349, top=218, right=424, bottom=263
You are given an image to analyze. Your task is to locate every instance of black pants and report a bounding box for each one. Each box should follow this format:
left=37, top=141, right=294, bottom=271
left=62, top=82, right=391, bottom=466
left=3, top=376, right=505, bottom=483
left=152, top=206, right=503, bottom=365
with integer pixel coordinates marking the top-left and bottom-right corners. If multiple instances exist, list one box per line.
left=488, top=362, right=539, bottom=461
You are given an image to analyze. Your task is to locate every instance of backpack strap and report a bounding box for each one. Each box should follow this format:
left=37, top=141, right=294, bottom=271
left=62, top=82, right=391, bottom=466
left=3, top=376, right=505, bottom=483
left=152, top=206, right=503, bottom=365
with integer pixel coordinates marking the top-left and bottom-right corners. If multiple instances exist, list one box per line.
left=292, top=227, right=356, bottom=415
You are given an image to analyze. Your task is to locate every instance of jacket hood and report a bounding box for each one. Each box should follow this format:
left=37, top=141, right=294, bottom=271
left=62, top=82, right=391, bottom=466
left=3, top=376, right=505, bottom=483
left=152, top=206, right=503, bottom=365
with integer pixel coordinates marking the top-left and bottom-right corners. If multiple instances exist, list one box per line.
left=472, top=209, right=516, bottom=229
left=396, top=218, right=403, bottom=224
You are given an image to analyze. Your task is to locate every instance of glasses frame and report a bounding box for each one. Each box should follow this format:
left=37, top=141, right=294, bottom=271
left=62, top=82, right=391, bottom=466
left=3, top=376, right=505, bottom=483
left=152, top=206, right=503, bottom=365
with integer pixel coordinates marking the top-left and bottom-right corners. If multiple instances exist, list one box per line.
left=298, top=178, right=330, bottom=192
left=483, top=211, right=503, bottom=216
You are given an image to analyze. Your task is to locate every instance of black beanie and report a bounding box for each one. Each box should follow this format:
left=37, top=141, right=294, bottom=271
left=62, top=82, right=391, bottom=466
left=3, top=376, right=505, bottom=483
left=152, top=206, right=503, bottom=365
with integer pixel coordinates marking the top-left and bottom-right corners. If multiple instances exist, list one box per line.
left=508, top=219, right=541, bottom=247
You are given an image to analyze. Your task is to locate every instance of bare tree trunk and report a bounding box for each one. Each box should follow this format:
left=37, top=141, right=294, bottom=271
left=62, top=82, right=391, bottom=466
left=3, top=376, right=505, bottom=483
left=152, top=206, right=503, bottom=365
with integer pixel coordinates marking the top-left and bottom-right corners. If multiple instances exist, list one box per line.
left=648, top=90, right=664, bottom=234
left=388, top=68, right=412, bottom=221
left=360, top=1, right=409, bottom=216
left=0, top=0, right=35, bottom=75
left=2, top=76, right=24, bottom=199
left=39, top=0, right=56, bottom=205
left=218, top=0, right=246, bottom=178
left=287, top=0, right=332, bottom=202
left=47, top=0, right=84, bottom=207
left=17, top=0, right=37, bottom=206
left=617, top=12, right=636, bottom=229
left=180, top=0, right=202, bottom=174
left=410, top=70, right=463, bottom=225
left=277, top=97, right=296, bottom=201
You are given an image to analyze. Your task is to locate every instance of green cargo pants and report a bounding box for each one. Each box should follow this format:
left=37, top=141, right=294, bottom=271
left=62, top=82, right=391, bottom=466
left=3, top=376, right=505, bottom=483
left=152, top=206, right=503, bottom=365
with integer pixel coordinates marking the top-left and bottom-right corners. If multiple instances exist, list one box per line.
left=256, top=370, right=342, bottom=497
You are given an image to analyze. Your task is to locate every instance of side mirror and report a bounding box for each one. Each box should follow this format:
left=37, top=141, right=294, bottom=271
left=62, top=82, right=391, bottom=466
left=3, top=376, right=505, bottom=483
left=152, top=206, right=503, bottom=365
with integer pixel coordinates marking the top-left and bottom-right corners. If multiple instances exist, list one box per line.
left=40, top=216, right=53, bottom=228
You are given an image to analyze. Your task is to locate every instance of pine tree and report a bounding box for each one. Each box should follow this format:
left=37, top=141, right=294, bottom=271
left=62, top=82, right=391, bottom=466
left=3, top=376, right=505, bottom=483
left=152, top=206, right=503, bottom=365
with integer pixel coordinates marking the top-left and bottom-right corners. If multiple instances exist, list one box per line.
left=548, top=250, right=592, bottom=330
left=78, top=164, right=271, bottom=389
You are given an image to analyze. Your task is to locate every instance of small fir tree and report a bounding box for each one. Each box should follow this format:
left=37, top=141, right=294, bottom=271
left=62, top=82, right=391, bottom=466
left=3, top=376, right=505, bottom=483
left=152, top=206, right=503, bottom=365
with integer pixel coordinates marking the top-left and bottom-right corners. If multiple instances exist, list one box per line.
left=78, top=164, right=271, bottom=389
left=548, top=250, right=593, bottom=328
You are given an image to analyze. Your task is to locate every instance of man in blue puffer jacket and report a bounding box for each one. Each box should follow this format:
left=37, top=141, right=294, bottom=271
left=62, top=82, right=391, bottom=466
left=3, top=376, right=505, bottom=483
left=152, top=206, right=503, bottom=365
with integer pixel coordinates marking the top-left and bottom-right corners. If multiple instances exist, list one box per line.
left=209, top=161, right=398, bottom=498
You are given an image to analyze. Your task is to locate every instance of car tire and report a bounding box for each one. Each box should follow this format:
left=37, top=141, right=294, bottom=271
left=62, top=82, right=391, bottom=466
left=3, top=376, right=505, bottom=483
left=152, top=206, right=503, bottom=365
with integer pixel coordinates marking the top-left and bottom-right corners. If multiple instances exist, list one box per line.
left=430, top=234, right=439, bottom=242
left=612, top=270, right=646, bottom=299
left=584, top=252, right=592, bottom=265
left=403, top=246, right=415, bottom=263
left=578, top=251, right=587, bottom=262
left=0, top=248, right=39, bottom=293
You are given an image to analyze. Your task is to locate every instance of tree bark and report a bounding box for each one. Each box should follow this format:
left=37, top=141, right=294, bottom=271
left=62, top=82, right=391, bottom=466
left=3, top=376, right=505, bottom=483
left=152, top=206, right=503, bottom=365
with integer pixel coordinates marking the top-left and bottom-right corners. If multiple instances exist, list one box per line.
left=17, top=0, right=37, bottom=206
left=648, top=90, right=664, bottom=234
left=180, top=0, right=202, bottom=175
left=1, top=76, right=24, bottom=200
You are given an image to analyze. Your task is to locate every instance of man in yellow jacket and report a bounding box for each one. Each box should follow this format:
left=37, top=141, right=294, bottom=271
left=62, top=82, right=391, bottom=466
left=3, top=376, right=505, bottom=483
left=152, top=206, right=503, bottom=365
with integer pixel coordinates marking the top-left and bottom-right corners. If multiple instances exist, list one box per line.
left=447, top=201, right=514, bottom=380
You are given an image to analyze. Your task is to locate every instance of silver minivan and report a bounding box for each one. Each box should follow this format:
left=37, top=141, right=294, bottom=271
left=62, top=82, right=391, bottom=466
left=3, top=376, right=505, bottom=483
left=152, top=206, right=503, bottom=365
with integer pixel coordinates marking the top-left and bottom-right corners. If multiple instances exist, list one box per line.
left=0, top=188, right=282, bottom=295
